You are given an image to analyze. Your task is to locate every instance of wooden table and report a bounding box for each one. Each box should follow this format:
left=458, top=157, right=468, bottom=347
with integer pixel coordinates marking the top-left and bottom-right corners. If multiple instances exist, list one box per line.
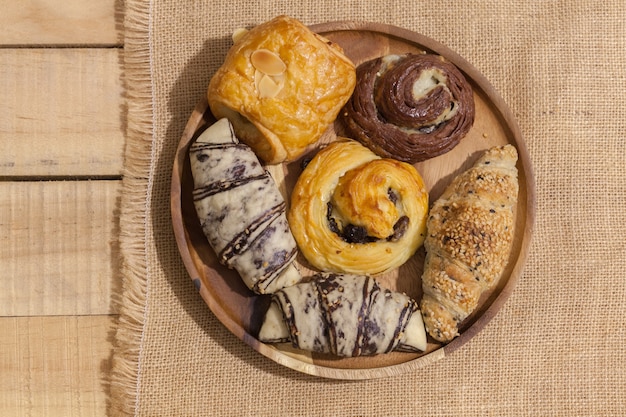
left=1, top=2, right=123, bottom=415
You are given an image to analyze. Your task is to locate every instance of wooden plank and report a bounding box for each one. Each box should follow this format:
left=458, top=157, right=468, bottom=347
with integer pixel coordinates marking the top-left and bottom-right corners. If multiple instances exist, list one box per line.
left=0, top=48, right=125, bottom=177
left=0, top=0, right=121, bottom=46
left=0, top=315, right=114, bottom=417
left=0, top=180, right=121, bottom=316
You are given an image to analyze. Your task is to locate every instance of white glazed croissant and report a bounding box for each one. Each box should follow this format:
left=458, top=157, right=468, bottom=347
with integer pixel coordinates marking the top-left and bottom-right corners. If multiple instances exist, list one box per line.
left=189, top=118, right=301, bottom=294
left=259, top=273, right=427, bottom=357
left=420, top=144, right=519, bottom=342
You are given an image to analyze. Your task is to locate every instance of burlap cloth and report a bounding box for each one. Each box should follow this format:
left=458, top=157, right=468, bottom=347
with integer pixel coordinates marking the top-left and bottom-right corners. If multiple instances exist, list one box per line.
left=110, top=1, right=626, bottom=415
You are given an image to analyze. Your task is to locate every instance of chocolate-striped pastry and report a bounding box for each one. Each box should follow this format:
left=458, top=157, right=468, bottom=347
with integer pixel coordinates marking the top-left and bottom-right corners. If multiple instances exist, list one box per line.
left=288, top=139, right=429, bottom=275
left=420, top=145, right=518, bottom=342
left=189, top=118, right=301, bottom=294
left=341, top=53, right=475, bottom=164
left=258, top=273, right=427, bottom=356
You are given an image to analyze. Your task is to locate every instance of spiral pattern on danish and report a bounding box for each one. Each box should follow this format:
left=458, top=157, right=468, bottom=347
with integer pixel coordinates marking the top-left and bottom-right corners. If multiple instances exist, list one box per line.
left=341, top=53, right=475, bottom=164
left=288, top=139, right=428, bottom=275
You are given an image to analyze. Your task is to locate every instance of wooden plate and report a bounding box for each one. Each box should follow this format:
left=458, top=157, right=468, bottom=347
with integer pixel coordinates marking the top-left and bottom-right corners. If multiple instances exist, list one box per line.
left=171, top=21, right=535, bottom=379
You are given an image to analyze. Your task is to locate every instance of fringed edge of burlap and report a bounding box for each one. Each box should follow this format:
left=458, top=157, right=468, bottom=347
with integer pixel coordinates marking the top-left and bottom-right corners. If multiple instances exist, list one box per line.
left=109, top=0, right=154, bottom=416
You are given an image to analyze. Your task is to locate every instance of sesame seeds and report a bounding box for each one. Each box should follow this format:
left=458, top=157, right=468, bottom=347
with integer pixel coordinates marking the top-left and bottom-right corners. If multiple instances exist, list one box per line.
left=426, top=198, right=514, bottom=287
left=420, top=145, right=518, bottom=343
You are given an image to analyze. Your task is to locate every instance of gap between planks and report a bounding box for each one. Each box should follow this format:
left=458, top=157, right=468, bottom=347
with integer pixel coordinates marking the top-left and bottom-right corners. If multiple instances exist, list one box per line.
left=0, top=48, right=126, bottom=178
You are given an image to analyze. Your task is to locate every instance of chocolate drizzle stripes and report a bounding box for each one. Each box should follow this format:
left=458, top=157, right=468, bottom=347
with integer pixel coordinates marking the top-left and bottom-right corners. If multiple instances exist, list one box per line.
left=253, top=245, right=298, bottom=294
left=192, top=172, right=269, bottom=201
left=190, top=118, right=301, bottom=295
left=218, top=201, right=287, bottom=263
left=354, top=276, right=376, bottom=357
left=190, top=142, right=249, bottom=152
left=277, top=291, right=299, bottom=348
left=279, top=277, right=331, bottom=351
left=316, top=276, right=336, bottom=354
left=260, top=273, right=427, bottom=356
left=389, top=301, right=416, bottom=353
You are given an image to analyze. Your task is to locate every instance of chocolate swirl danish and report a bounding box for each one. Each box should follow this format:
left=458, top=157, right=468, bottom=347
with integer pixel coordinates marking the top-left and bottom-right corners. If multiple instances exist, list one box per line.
left=341, top=53, right=475, bottom=163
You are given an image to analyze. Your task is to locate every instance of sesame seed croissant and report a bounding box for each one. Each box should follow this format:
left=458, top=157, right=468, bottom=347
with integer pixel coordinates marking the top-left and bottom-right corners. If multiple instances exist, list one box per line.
left=420, top=145, right=519, bottom=342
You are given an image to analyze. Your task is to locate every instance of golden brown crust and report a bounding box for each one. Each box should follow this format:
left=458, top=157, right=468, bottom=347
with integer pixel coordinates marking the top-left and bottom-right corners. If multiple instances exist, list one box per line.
left=420, top=145, right=518, bottom=342
left=288, top=139, right=429, bottom=275
left=420, top=295, right=459, bottom=342
left=421, top=253, right=482, bottom=318
left=425, top=199, right=514, bottom=287
left=207, top=15, right=356, bottom=164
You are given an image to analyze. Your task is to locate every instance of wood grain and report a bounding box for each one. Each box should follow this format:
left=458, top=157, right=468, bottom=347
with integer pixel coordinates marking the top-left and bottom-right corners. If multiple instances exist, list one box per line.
left=0, top=0, right=122, bottom=46
left=0, top=0, right=122, bottom=414
left=0, top=48, right=125, bottom=178
left=0, top=180, right=122, bottom=316
left=0, top=315, right=114, bottom=417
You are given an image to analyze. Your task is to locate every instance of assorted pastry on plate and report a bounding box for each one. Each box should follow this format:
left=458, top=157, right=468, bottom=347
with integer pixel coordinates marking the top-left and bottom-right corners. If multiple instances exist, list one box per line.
left=188, top=15, right=519, bottom=358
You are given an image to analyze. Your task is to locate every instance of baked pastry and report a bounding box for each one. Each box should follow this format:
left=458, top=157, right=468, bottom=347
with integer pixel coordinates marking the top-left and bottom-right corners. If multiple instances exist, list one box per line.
left=207, top=15, right=357, bottom=164
left=420, top=144, right=519, bottom=342
left=341, top=53, right=475, bottom=164
left=189, top=118, right=301, bottom=294
left=258, top=273, right=427, bottom=356
left=288, top=139, right=429, bottom=275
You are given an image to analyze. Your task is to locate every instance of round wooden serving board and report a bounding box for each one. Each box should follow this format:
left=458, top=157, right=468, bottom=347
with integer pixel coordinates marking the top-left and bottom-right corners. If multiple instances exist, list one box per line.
left=171, top=21, right=536, bottom=379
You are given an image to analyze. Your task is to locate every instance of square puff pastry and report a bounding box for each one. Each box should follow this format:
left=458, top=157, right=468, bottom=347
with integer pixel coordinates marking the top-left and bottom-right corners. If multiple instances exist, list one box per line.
left=208, top=15, right=357, bottom=164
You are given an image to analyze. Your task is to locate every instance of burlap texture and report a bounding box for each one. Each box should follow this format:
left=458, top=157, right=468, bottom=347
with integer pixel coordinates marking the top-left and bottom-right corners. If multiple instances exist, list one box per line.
left=111, top=1, right=626, bottom=415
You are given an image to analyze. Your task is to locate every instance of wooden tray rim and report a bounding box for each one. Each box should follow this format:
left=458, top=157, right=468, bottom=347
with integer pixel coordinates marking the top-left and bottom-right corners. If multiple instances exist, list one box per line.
left=170, top=20, right=536, bottom=380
